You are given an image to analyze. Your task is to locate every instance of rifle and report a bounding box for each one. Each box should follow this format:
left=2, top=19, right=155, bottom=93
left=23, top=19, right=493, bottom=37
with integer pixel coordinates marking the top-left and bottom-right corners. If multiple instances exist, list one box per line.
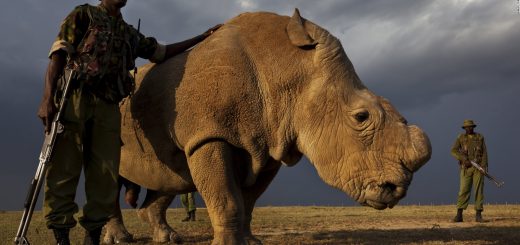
left=14, top=69, right=76, bottom=245
left=470, top=160, right=505, bottom=188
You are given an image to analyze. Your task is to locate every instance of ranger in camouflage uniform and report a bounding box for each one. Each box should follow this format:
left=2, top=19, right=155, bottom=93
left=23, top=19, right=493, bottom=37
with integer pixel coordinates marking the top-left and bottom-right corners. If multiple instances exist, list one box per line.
left=450, top=119, right=488, bottom=223
left=37, top=0, right=221, bottom=244
left=180, top=192, right=197, bottom=222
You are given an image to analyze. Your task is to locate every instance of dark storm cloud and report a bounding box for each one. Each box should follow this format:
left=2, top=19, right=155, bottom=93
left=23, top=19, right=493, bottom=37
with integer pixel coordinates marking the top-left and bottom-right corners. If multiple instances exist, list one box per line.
left=1, top=0, right=519, bottom=210
left=353, top=1, right=520, bottom=110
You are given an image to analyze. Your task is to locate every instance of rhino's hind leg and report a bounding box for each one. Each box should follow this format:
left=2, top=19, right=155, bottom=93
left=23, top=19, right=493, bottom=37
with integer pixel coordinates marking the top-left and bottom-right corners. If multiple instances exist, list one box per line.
left=137, top=189, right=182, bottom=243
left=188, top=141, right=246, bottom=245
left=242, top=162, right=281, bottom=245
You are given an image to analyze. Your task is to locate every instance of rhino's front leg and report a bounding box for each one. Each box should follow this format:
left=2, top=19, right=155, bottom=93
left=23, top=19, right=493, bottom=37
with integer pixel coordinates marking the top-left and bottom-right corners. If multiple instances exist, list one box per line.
left=242, top=162, right=281, bottom=245
left=188, top=141, right=247, bottom=245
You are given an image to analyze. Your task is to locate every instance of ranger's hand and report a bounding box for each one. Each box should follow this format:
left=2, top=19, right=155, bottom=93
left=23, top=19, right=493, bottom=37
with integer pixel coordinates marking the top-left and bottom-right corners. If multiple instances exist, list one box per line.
left=37, top=98, right=56, bottom=133
left=202, top=24, right=223, bottom=38
left=38, top=51, right=66, bottom=133
left=462, top=159, right=472, bottom=168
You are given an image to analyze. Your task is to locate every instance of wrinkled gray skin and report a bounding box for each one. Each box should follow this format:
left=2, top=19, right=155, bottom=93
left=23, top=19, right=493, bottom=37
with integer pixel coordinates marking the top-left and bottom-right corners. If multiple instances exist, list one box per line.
left=104, top=9, right=431, bottom=245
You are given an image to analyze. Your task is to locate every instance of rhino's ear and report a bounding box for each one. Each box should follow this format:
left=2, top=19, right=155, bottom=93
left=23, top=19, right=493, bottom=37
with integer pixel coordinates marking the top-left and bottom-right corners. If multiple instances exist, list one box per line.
left=286, top=8, right=318, bottom=48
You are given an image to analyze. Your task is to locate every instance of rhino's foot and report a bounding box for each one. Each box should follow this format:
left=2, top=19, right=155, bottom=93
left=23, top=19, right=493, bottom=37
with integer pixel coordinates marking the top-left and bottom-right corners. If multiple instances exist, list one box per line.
left=245, top=234, right=262, bottom=245
left=153, top=224, right=183, bottom=244
left=211, top=232, right=247, bottom=245
left=103, top=219, right=134, bottom=244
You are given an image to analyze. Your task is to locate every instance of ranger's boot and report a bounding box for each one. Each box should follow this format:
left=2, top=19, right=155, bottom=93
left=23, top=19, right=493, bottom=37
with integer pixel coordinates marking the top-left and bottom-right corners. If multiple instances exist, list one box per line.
left=181, top=211, right=191, bottom=222
left=83, top=227, right=102, bottom=245
left=190, top=210, right=196, bottom=221
left=52, top=228, right=71, bottom=245
left=453, top=208, right=463, bottom=222
left=476, top=210, right=483, bottom=222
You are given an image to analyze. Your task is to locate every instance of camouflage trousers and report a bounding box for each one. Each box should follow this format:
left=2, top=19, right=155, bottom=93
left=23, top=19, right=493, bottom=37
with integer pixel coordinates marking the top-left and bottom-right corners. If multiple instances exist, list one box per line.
left=180, top=192, right=197, bottom=212
left=456, top=166, right=484, bottom=211
left=43, top=86, right=121, bottom=231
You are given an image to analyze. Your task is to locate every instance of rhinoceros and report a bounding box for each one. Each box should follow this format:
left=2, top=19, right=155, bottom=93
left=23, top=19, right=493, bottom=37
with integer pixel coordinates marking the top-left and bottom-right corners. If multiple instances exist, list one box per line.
left=103, top=9, right=431, bottom=244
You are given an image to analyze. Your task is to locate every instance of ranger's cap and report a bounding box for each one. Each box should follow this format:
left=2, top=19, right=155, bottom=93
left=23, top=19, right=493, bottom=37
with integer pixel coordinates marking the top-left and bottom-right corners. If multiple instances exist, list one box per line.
left=462, top=119, right=477, bottom=129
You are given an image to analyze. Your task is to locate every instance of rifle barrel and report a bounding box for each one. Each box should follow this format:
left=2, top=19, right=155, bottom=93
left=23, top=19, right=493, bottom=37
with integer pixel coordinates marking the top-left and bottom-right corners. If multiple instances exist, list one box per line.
left=470, top=161, right=504, bottom=188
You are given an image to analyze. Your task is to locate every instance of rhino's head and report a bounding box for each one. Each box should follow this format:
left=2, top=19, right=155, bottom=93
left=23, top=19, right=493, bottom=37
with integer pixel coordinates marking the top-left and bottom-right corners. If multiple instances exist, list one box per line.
left=288, top=9, right=431, bottom=209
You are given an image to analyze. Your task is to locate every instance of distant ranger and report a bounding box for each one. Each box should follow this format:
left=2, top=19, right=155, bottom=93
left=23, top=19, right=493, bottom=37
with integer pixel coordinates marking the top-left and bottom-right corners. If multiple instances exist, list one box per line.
left=450, top=119, right=488, bottom=222
left=180, top=192, right=197, bottom=222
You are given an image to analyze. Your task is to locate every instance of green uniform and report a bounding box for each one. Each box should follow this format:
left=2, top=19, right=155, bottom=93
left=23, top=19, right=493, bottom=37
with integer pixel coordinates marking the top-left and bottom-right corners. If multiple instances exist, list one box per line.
left=450, top=132, right=488, bottom=211
left=180, top=192, right=196, bottom=212
left=44, top=4, right=164, bottom=231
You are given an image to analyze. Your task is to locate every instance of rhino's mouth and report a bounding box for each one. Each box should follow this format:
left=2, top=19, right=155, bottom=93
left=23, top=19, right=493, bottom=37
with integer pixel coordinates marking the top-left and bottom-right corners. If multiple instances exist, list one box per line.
left=359, top=181, right=409, bottom=210
left=354, top=158, right=414, bottom=210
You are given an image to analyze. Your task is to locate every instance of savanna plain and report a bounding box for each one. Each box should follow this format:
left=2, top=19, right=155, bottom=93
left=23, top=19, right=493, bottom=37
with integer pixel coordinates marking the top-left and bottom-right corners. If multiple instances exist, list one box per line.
left=2, top=205, right=519, bottom=244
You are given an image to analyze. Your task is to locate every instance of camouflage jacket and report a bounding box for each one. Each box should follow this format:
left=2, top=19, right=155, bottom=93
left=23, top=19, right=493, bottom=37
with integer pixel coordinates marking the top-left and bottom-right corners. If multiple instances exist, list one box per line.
left=49, top=4, right=165, bottom=103
left=450, top=133, right=488, bottom=168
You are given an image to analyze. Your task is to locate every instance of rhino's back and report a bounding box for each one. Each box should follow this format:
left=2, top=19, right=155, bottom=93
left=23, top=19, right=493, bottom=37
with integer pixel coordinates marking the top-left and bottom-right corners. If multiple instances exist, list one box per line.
left=119, top=11, right=305, bottom=189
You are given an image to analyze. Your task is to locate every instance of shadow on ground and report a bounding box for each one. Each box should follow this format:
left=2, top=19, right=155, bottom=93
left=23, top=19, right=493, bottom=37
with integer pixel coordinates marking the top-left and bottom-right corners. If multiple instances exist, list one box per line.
left=307, top=226, right=520, bottom=244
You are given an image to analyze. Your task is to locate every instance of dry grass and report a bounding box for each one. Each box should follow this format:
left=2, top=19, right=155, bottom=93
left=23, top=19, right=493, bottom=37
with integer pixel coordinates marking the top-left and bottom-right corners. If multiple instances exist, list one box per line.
left=2, top=205, right=519, bottom=244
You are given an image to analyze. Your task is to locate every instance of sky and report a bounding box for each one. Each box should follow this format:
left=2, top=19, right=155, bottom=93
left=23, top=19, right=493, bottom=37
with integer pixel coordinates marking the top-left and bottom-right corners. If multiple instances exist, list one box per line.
left=0, top=0, right=519, bottom=211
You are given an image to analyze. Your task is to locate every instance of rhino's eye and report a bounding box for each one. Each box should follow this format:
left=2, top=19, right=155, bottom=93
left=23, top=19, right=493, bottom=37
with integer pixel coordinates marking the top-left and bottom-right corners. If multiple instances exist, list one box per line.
left=354, top=111, right=369, bottom=123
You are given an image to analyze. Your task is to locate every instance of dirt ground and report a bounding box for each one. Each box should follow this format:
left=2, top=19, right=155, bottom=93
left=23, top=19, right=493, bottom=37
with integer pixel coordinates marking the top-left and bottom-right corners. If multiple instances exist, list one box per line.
left=2, top=205, right=519, bottom=244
